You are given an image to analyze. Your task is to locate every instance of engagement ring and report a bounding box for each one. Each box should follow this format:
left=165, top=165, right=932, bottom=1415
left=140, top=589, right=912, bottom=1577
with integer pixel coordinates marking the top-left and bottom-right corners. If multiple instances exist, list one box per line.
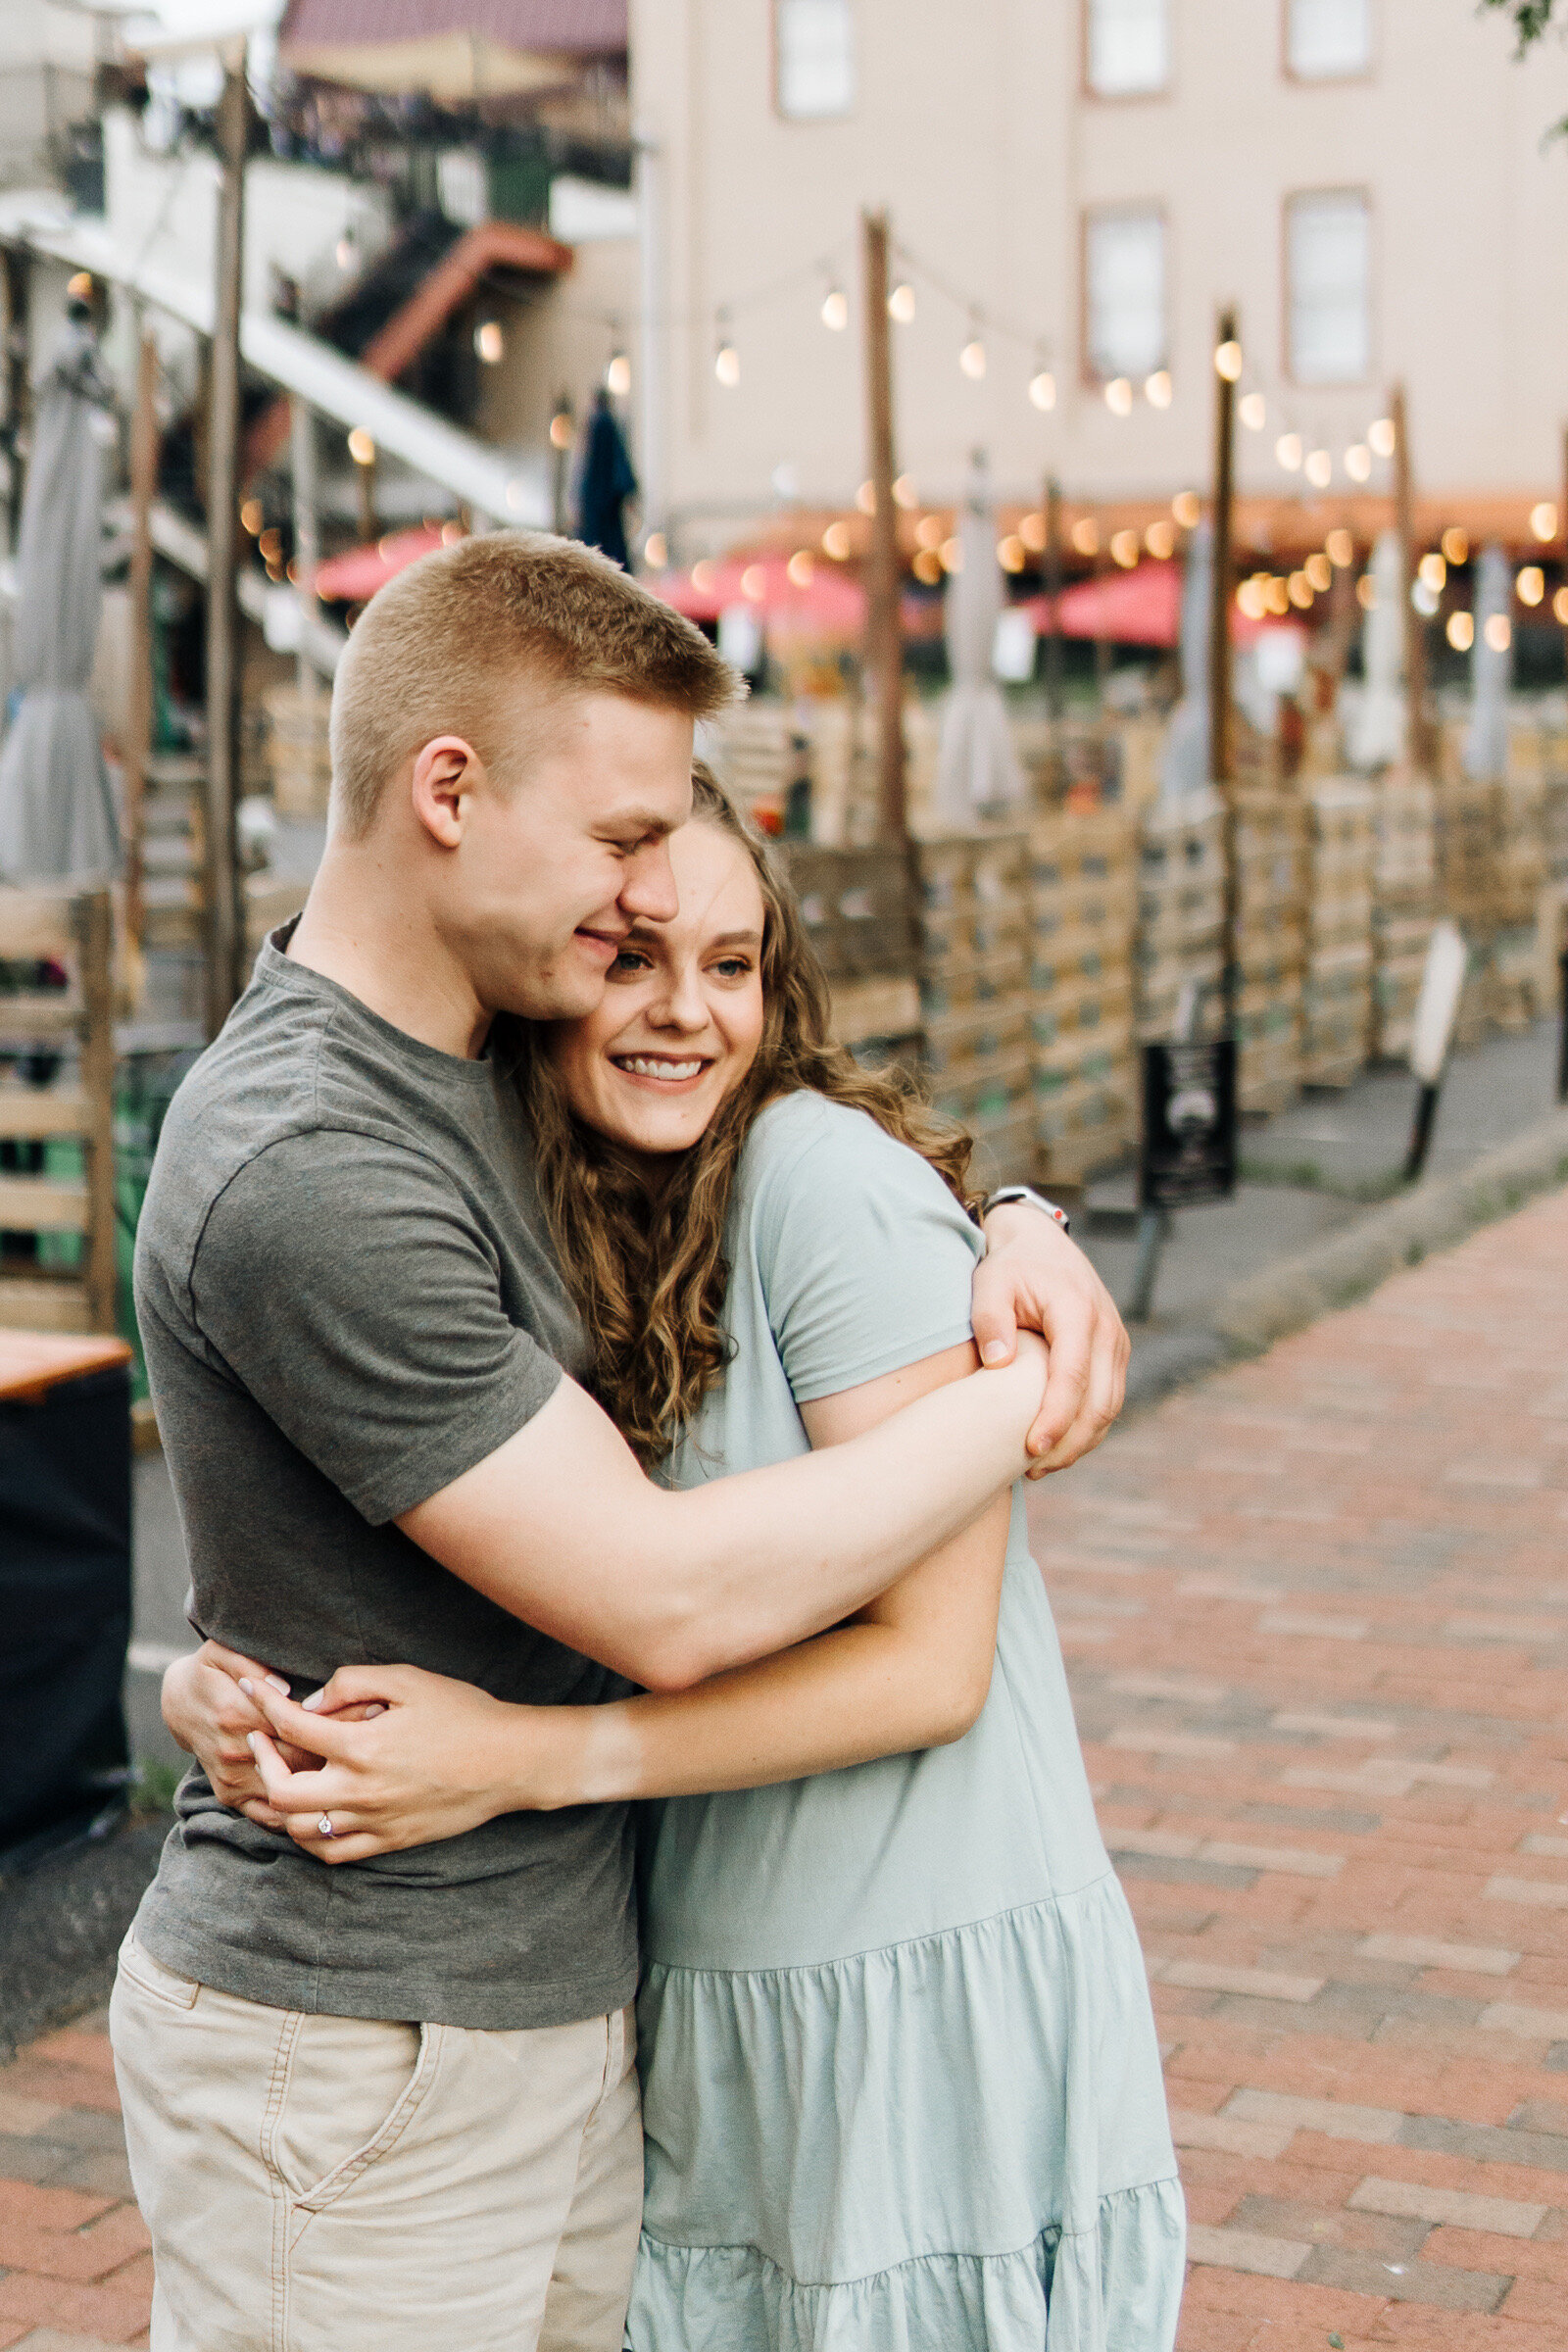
left=318, top=1815, right=335, bottom=1838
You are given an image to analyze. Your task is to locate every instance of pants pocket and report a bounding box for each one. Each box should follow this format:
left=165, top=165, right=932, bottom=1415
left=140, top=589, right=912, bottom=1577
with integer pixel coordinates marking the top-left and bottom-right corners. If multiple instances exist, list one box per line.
left=278, top=2017, right=442, bottom=2217
left=116, top=1930, right=201, bottom=2012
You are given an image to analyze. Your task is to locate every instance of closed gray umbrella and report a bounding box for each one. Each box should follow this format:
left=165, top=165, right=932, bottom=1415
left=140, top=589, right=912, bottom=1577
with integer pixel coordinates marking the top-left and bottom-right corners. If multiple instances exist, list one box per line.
left=933, top=452, right=1024, bottom=825
left=1159, top=519, right=1211, bottom=803
left=0, top=311, right=122, bottom=884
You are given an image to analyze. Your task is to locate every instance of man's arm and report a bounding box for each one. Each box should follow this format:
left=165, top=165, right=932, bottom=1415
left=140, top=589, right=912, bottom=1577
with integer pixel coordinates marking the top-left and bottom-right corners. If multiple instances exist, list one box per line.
left=971, top=1202, right=1129, bottom=1472
left=399, top=1337, right=1045, bottom=1692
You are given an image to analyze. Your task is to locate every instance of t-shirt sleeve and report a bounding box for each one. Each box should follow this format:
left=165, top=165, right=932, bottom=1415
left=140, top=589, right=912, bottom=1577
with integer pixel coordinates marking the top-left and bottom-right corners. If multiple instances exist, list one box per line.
left=755, top=1100, right=984, bottom=1405
left=186, top=1127, right=563, bottom=1524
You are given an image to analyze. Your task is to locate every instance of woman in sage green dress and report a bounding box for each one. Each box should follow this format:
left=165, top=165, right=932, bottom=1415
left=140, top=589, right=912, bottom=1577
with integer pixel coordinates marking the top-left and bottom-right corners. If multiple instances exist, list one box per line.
left=172, top=770, right=1185, bottom=2349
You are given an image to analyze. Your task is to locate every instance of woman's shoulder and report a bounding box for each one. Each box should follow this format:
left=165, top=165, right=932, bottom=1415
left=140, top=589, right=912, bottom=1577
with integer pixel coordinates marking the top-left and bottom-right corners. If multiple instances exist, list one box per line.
left=742, top=1089, right=971, bottom=1221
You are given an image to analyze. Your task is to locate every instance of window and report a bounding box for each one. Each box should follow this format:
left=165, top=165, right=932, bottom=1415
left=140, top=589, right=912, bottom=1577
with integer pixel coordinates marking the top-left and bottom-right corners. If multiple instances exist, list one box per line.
left=1085, top=0, right=1169, bottom=97
left=1286, top=0, right=1372, bottom=78
left=1085, top=208, right=1166, bottom=381
left=775, top=0, right=855, bottom=120
left=1287, top=190, right=1371, bottom=383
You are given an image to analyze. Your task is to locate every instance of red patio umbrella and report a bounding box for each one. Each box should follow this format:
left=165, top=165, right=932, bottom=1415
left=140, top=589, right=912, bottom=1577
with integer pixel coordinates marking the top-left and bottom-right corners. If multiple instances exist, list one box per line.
left=312, top=521, right=451, bottom=603
left=1021, top=563, right=1300, bottom=648
left=650, top=553, right=865, bottom=643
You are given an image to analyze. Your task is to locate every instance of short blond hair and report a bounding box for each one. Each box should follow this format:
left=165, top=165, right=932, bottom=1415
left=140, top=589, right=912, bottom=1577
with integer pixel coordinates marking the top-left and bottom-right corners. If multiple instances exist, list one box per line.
left=328, top=531, right=738, bottom=838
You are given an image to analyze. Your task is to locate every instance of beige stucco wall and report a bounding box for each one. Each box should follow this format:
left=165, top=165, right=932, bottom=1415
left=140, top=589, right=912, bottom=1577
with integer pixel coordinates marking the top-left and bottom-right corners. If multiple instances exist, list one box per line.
left=631, top=0, right=1568, bottom=546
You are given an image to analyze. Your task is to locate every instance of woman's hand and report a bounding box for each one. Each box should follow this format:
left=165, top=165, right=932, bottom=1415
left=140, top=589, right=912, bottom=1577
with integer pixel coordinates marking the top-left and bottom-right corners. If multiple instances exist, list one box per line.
left=161, top=1642, right=302, bottom=1828
left=240, top=1665, right=573, bottom=1864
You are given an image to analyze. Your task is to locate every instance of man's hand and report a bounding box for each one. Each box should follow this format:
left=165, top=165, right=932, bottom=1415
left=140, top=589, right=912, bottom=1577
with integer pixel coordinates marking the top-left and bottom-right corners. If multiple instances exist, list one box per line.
left=971, top=1203, right=1128, bottom=1474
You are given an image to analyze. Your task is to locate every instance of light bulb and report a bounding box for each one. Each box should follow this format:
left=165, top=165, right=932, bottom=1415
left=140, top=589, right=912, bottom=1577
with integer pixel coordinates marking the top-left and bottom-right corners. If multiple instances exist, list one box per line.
left=1236, top=578, right=1267, bottom=620
left=939, top=535, right=964, bottom=573
left=1171, top=489, right=1201, bottom=529
left=822, top=521, right=852, bottom=560
left=912, top=548, right=943, bottom=585
left=240, top=499, right=264, bottom=535
left=820, top=287, right=848, bottom=331
left=1418, top=552, right=1446, bottom=594
left=1531, top=501, right=1557, bottom=543
left=1484, top=612, right=1512, bottom=653
left=888, top=282, right=916, bottom=323
left=1517, top=564, right=1545, bottom=607
left=959, top=338, right=987, bottom=380
left=1275, top=433, right=1303, bottom=471
left=1446, top=610, right=1474, bottom=652
left=347, top=427, right=374, bottom=467
left=856, top=479, right=876, bottom=516
left=893, top=473, right=918, bottom=509
left=549, top=410, right=573, bottom=450
left=1344, top=444, right=1371, bottom=483
left=1104, top=376, right=1133, bottom=416
left=1288, top=571, right=1313, bottom=610
left=1411, top=578, right=1440, bottom=617
left=787, top=548, right=814, bottom=587
left=691, top=559, right=718, bottom=593
left=1029, top=368, right=1056, bottom=411
left=474, top=319, right=504, bottom=365
left=1019, top=511, right=1047, bottom=552
left=1356, top=573, right=1376, bottom=612
left=1555, top=586, right=1568, bottom=624
left=915, top=514, right=945, bottom=551
left=997, top=535, right=1026, bottom=573
left=643, top=531, right=667, bottom=570
left=1214, top=339, right=1243, bottom=381
left=1239, top=392, right=1266, bottom=431
left=1109, top=528, right=1140, bottom=568
left=714, top=340, right=740, bottom=387
left=1304, top=448, right=1332, bottom=489
left=1070, top=517, right=1100, bottom=557
left=1144, top=369, right=1172, bottom=410
left=1368, top=416, right=1396, bottom=458
left=1304, top=552, right=1332, bottom=593
left=1145, top=519, right=1176, bottom=560
left=606, top=351, right=631, bottom=395
left=1326, top=527, right=1354, bottom=567
left=1441, top=526, right=1469, bottom=566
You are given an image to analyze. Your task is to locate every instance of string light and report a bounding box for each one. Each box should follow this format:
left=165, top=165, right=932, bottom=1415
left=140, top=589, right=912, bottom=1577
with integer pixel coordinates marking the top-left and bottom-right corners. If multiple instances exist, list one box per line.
left=1029, top=368, right=1056, bottom=411
left=1530, top=501, right=1557, bottom=543
left=1146, top=518, right=1176, bottom=559
left=997, top=535, right=1027, bottom=573
left=643, top=531, right=667, bottom=569
left=1412, top=576, right=1440, bottom=617
left=888, top=282, right=916, bottom=323
left=714, top=328, right=740, bottom=387
left=1018, top=512, right=1048, bottom=552
left=549, top=408, right=574, bottom=451
left=855, top=480, right=876, bottom=515
left=1368, top=416, right=1396, bottom=458
left=939, top=535, right=963, bottom=573
left=1171, top=489, right=1201, bottom=529
left=787, top=548, right=814, bottom=586
left=1103, top=376, right=1133, bottom=416
left=822, top=520, right=852, bottom=560
left=1144, top=369, right=1172, bottom=410
left=1356, top=573, right=1377, bottom=611
left=474, top=319, right=504, bottom=365
left=1288, top=571, right=1314, bottom=609
left=1214, top=338, right=1243, bottom=381
left=1442, top=525, right=1469, bottom=565
left=1556, top=586, right=1568, bottom=624
left=1418, top=552, right=1446, bottom=594
left=1304, top=448, right=1332, bottom=489
left=1446, top=611, right=1474, bottom=651
left=347, top=427, right=374, bottom=466
left=440, top=519, right=466, bottom=545
left=1239, top=392, right=1265, bottom=430
left=691, top=559, right=718, bottom=594
left=741, top=564, right=767, bottom=601
left=1485, top=612, right=1512, bottom=652
left=914, top=514, right=945, bottom=551
left=1070, top=517, right=1100, bottom=557
left=1517, top=564, right=1545, bottom=607
left=893, top=473, right=919, bottom=509
left=1236, top=578, right=1266, bottom=619
left=1344, top=443, right=1372, bottom=483
left=912, top=548, right=943, bottom=584
left=1304, top=552, right=1332, bottom=593
left=606, top=351, right=631, bottom=395
left=820, top=285, right=849, bottom=331
left=959, top=331, right=987, bottom=380
left=1326, top=527, right=1354, bottom=567
left=1275, top=433, right=1303, bottom=471
left=240, top=499, right=264, bottom=534
left=1109, top=528, right=1140, bottom=568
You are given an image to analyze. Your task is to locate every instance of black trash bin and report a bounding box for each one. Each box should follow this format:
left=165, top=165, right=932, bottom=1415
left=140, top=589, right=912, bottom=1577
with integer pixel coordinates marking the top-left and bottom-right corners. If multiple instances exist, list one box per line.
left=0, top=1334, right=133, bottom=1865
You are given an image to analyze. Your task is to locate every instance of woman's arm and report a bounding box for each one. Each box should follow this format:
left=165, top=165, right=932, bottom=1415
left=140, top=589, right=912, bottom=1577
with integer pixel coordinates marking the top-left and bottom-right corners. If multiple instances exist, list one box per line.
left=163, top=1641, right=382, bottom=1827
left=242, top=1341, right=1016, bottom=1860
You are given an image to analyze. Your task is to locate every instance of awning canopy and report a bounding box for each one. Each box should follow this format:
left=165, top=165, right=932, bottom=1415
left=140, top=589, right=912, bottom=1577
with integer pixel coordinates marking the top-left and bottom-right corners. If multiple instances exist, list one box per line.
left=279, top=0, right=624, bottom=97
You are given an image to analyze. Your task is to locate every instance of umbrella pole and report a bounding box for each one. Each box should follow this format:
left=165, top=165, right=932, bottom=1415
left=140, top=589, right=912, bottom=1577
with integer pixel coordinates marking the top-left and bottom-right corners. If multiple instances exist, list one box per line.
left=1392, top=385, right=1430, bottom=774
left=125, top=322, right=159, bottom=953
left=1207, top=305, right=1239, bottom=1039
left=860, top=208, right=906, bottom=848
left=203, top=50, right=248, bottom=1034
left=0, top=247, right=28, bottom=552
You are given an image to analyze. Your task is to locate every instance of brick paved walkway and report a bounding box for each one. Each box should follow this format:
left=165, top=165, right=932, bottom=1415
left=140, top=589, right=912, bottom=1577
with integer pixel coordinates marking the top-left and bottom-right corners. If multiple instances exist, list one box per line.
left=1, top=1189, right=1565, bottom=2350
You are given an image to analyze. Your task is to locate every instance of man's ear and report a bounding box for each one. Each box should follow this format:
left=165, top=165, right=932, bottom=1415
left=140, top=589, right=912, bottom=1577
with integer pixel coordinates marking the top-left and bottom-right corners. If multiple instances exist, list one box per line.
left=410, top=736, right=483, bottom=849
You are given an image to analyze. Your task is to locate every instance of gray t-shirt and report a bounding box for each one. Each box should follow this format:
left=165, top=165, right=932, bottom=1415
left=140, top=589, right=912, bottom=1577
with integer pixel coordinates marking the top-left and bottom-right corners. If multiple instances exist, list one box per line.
left=131, top=934, right=637, bottom=2031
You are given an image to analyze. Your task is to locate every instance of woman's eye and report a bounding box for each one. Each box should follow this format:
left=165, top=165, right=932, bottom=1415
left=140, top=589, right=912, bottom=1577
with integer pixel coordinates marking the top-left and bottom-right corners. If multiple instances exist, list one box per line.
left=710, top=957, right=754, bottom=980
left=610, top=951, right=651, bottom=977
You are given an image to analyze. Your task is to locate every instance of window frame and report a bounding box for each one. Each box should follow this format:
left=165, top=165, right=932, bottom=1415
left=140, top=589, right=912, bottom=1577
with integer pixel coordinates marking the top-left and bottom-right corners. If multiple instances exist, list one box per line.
left=1282, top=183, right=1375, bottom=389
left=1281, top=0, right=1376, bottom=86
left=772, top=0, right=857, bottom=123
left=1081, top=0, right=1172, bottom=102
left=1080, top=200, right=1170, bottom=387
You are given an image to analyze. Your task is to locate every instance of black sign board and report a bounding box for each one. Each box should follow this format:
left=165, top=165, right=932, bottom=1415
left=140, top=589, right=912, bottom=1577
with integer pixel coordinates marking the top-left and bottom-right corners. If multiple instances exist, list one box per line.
left=1139, top=1038, right=1238, bottom=1209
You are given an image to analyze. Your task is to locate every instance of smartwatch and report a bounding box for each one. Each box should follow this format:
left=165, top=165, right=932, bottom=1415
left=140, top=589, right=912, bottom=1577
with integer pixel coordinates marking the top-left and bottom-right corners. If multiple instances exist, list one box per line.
left=981, top=1184, right=1071, bottom=1237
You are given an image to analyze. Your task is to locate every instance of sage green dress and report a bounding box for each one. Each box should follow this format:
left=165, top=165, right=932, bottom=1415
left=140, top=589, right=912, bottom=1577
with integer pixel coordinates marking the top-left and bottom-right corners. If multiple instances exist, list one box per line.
left=625, top=1091, right=1185, bottom=2352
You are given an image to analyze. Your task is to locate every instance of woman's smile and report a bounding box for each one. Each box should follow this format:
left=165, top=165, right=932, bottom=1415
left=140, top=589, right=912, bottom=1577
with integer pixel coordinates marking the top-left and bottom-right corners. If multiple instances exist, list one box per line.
left=610, top=1053, right=714, bottom=1086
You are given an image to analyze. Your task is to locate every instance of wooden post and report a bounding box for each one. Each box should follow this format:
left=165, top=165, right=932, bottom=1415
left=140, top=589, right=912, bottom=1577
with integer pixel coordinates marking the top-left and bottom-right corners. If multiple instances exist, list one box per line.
left=1207, top=305, right=1239, bottom=1033
left=1392, top=383, right=1431, bottom=772
left=1093, top=510, right=1110, bottom=769
left=75, top=889, right=117, bottom=1335
left=203, top=52, right=248, bottom=1033
left=860, top=208, right=906, bottom=844
left=289, top=394, right=321, bottom=699
left=124, top=324, right=159, bottom=950
left=1043, top=473, right=1064, bottom=733
left=2, top=245, right=30, bottom=553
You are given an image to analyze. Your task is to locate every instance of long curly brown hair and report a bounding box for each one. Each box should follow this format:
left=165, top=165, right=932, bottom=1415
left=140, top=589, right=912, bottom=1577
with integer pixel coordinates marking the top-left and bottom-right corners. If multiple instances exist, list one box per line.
left=511, top=764, right=979, bottom=1464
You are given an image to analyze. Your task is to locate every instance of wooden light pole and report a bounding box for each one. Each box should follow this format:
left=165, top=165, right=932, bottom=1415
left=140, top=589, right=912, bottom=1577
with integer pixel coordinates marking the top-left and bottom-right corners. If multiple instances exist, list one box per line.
left=1392, top=383, right=1432, bottom=773
left=860, top=208, right=906, bottom=844
left=1208, top=305, right=1240, bottom=1032
left=124, top=323, right=160, bottom=950
left=203, top=48, right=248, bottom=1034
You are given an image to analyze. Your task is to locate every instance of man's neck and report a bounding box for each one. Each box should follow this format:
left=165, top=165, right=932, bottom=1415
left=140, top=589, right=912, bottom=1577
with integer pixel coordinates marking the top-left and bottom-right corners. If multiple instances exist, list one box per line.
left=286, top=838, right=493, bottom=1060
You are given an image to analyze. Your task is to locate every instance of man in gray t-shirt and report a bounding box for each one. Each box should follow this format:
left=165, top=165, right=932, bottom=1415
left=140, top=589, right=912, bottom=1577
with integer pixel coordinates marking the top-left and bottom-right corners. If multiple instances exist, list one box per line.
left=113, top=535, right=1127, bottom=2352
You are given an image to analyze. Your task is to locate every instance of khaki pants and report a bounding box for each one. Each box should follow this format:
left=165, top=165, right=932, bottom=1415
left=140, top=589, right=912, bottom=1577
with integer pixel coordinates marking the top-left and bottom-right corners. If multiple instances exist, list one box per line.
left=110, top=1930, right=642, bottom=2352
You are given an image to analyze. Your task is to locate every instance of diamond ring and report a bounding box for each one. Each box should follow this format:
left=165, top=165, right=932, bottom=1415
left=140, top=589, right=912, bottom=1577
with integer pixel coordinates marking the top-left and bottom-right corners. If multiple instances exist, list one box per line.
left=318, top=1814, right=335, bottom=1838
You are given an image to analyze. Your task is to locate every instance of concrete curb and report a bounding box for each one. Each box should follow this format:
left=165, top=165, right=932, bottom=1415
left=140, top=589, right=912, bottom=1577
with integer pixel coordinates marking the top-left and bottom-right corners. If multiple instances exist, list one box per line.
left=1208, top=1103, right=1568, bottom=1359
